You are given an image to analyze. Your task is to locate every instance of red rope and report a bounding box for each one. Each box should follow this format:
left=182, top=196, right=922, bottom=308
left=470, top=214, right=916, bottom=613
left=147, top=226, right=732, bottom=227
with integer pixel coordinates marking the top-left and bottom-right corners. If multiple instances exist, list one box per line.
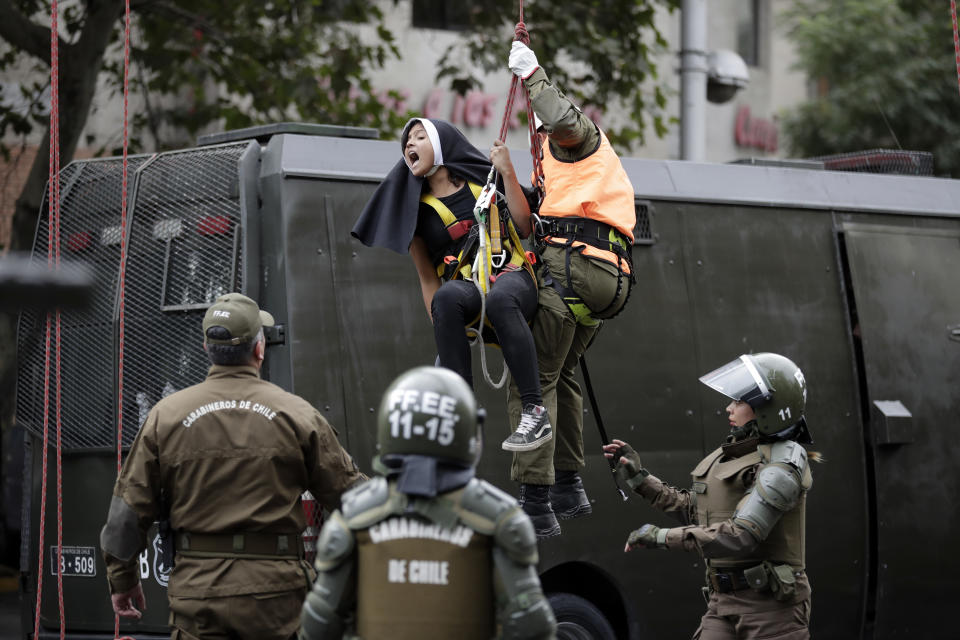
left=952, top=1, right=960, bottom=99
left=35, top=1, right=64, bottom=638
left=495, top=0, right=544, bottom=190
left=114, top=1, right=133, bottom=639
left=52, top=0, right=64, bottom=634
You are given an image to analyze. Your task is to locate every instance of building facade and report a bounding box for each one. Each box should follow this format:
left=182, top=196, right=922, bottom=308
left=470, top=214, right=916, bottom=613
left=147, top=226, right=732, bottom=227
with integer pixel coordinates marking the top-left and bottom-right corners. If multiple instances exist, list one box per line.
left=0, top=0, right=808, bottom=248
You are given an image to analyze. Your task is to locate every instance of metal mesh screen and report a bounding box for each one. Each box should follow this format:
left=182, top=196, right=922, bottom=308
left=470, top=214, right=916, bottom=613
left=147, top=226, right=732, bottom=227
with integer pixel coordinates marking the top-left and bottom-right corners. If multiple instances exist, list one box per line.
left=16, top=143, right=247, bottom=450
left=814, top=149, right=934, bottom=176
left=633, top=200, right=655, bottom=245
left=16, top=157, right=149, bottom=449
left=119, top=143, right=247, bottom=446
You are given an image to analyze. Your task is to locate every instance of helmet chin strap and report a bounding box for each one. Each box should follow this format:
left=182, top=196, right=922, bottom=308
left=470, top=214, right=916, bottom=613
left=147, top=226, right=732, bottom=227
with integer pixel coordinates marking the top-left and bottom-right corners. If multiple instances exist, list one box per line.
left=424, top=164, right=440, bottom=177
left=728, top=420, right=760, bottom=442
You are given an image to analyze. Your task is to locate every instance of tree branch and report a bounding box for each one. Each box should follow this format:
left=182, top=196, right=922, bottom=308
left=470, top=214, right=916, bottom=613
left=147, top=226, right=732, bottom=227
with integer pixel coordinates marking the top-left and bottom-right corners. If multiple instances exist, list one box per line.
left=0, top=0, right=57, bottom=65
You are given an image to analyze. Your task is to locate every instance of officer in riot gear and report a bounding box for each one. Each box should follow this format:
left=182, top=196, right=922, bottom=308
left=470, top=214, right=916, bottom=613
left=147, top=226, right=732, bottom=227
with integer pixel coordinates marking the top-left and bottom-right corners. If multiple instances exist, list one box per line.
left=603, top=353, right=819, bottom=639
left=300, top=366, right=557, bottom=640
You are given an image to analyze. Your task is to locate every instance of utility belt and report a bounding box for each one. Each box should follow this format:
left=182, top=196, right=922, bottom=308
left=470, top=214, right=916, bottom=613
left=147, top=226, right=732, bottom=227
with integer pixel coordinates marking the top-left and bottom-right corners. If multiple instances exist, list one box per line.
left=531, top=215, right=635, bottom=323
left=175, top=531, right=304, bottom=560
left=705, top=563, right=804, bottom=601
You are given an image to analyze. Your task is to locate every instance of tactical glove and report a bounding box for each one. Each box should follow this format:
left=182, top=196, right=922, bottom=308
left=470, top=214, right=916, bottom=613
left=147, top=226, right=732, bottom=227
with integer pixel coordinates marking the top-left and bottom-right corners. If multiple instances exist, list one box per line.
left=509, top=41, right=540, bottom=79
left=614, top=443, right=649, bottom=490
left=625, top=524, right=668, bottom=551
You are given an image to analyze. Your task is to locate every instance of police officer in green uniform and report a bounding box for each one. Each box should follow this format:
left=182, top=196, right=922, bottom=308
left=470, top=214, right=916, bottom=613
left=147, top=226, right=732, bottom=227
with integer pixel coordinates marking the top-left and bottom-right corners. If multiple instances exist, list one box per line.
left=604, top=353, right=818, bottom=639
left=499, top=40, right=638, bottom=539
left=299, top=366, right=557, bottom=640
left=100, top=293, right=365, bottom=640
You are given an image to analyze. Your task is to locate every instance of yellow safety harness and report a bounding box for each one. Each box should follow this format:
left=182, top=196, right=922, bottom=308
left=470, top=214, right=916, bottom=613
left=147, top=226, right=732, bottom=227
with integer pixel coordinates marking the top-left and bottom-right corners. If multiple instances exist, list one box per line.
left=420, top=180, right=534, bottom=388
left=420, top=182, right=530, bottom=286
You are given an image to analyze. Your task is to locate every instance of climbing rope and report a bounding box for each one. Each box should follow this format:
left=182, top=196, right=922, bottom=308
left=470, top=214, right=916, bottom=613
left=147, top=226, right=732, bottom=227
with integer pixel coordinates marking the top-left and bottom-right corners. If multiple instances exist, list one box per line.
left=34, top=1, right=64, bottom=639
left=466, top=0, right=540, bottom=389
left=114, top=2, right=135, bottom=639
left=952, top=1, right=960, bottom=99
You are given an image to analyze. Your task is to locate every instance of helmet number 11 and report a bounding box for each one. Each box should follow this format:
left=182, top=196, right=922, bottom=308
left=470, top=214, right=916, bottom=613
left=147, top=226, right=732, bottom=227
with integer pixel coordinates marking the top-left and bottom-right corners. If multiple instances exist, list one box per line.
left=778, top=407, right=792, bottom=422
left=389, top=410, right=455, bottom=446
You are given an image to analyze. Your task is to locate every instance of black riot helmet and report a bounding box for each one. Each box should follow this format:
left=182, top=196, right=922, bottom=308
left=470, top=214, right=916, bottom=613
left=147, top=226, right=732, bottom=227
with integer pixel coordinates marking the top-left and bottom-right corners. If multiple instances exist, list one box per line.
left=699, top=353, right=812, bottom=442
left=372, top=366, right=485, bottom=496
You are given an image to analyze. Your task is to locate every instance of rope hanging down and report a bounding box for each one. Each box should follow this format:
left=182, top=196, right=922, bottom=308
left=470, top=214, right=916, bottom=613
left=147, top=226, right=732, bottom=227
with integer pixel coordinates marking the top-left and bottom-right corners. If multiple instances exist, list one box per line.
left=467, top=0, right=542, bottom=389
left=34, top=1, right=64, bottom=638
left=952, top=1, right=960, bottom=99
left=114, top=2, right=135, bottom=639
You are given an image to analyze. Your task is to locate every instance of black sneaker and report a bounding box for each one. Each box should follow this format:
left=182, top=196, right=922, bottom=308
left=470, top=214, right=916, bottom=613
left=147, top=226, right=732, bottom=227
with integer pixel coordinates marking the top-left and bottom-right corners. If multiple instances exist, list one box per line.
left=550, top=470, right=593, bottom=519
left=519, top=483, right=561, bottom=539
left=502, top=404, right=553, bottom=452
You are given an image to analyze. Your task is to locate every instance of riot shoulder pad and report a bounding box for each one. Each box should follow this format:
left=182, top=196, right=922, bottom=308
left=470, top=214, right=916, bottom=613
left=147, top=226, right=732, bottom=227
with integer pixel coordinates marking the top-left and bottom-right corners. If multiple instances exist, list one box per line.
left=754, top=461, right=804, bottom=512
left=493, top=507, right=538, bottom=566
left=313, top=511, right=355, bottom=572
left=767, top=440, right=809, bottom=472
left=455, top=478, right=519, bottom=536
left=341, top=477, right=404, bottom=530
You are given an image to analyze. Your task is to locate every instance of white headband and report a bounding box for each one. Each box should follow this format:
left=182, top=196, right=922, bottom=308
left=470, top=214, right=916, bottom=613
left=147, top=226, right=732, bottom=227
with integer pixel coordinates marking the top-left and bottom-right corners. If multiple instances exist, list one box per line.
left=418, top=118, right=443, bottom=169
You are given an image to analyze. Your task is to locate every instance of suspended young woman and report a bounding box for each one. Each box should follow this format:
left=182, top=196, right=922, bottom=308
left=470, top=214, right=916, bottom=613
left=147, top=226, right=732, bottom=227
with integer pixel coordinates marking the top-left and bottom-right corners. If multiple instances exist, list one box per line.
left=352, top=118, right=552, bottom=452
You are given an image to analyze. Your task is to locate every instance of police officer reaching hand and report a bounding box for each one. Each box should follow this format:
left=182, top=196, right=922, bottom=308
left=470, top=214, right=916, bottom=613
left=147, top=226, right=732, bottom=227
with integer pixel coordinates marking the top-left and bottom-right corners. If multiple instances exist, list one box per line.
left=604, top=353, right=819, bottom=639
left=100, top=293, right=365, bottom=639
left=300, top=366, right=557, bottom=640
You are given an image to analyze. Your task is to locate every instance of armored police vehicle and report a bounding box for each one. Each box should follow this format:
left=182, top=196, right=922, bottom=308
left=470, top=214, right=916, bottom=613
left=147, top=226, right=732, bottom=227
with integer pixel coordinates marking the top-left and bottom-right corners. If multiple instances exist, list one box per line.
left=15, top=124, right=960, bottom=638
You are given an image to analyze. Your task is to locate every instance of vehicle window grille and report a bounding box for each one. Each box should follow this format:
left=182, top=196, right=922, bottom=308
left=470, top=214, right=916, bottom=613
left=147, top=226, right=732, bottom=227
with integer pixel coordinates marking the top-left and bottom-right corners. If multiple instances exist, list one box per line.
left=812, top=149, right=934, bottom=176
left=120, top=143, right=248, bottom=446
left=16, top=142, right=248, bottom=451
left=634, top=200, right=656, bottom=245
left=16, top=157, right=149, bottom=450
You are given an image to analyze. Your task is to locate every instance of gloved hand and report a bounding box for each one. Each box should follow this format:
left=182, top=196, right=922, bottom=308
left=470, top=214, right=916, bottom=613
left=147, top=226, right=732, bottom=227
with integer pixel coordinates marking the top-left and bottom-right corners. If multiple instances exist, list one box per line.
left=509, top=41, right=539, bottom=79
left=602, top=439, right=648, bottom=488
left=625, top=524, right=667, bottom=552
left=616, top=442, right=646, bottom=479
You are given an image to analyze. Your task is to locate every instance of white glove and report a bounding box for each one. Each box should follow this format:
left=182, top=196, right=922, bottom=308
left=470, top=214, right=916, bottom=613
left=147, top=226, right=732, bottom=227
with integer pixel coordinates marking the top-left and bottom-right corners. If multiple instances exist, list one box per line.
left=509, top=41, right=539, bottom=79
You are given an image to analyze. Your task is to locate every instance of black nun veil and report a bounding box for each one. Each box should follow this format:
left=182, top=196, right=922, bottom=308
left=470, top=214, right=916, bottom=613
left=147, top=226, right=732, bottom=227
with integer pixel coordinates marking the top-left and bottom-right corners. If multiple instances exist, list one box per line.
left=351, top=118, right=494, bottom=254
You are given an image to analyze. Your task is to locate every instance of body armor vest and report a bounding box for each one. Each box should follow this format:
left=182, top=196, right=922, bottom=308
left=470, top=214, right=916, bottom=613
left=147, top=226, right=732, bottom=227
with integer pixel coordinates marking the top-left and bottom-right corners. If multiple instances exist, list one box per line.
left=691, top=443, right=811, bottom=570
left=354, top=516, right=494, bottom=640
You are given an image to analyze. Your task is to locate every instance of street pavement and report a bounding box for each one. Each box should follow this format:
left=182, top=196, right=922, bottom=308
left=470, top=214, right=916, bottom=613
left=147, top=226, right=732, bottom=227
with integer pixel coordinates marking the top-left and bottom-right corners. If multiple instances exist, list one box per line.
left=0, top=589, right=21, bottom=639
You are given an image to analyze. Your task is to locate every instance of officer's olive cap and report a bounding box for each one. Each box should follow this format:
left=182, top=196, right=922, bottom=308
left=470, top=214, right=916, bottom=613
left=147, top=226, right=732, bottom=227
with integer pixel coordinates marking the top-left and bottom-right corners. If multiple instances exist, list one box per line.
left=202, top=293, right=274, bottom=345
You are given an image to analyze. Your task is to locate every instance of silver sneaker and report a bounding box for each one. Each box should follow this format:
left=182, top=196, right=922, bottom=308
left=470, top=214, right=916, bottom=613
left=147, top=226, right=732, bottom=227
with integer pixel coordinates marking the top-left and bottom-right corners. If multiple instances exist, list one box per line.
left=502, top=404, right=553, bottom=452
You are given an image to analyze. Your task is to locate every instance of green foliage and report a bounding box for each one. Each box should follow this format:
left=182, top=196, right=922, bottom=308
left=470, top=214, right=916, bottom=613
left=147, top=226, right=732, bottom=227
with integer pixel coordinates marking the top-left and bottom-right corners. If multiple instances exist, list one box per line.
left=0, top=0, right=678, bottom=158
left=436, top=0, right=680, bottom=151
left=781, top=0, right=960, bottom=176
left=0, top=0, right=413, bottom=154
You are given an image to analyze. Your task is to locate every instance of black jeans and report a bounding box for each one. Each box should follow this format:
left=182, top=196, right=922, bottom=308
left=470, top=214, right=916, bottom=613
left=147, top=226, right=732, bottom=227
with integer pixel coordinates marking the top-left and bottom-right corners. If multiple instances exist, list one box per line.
left=431, top=270, right=541, bottom=405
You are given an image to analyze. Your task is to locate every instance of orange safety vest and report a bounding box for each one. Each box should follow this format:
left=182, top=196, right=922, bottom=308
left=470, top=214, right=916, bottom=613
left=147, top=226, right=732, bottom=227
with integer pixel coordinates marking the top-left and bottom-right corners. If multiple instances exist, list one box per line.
left=536, top=129, right=636, bottom=271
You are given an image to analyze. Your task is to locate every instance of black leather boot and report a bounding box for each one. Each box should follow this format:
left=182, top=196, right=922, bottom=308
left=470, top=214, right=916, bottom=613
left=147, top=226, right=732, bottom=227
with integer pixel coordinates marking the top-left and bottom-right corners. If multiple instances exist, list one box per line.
left=549, top=470, right=592, bottom=519
left=518, top=483, right=561, bottom=538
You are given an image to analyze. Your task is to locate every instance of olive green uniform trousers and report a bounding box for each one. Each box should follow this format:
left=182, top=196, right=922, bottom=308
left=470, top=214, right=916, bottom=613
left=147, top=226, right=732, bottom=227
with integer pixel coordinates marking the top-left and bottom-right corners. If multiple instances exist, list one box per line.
left=694, top=578, right=811, bottom=640
left=169, top=587, right=307, bottom=640
left=508, top=246, right=628, bottom=484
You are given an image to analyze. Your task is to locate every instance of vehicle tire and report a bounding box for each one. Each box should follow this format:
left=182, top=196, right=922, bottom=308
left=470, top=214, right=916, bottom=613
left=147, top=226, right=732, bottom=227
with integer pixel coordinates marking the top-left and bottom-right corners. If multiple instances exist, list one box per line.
left=548, top=592, right=617, bottom=640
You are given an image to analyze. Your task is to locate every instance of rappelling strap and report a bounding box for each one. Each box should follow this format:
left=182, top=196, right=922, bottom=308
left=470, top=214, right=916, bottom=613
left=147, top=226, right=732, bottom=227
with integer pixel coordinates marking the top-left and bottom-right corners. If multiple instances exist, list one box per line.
left=429, top=184, right=531, bottom=284
left=535, top=215, right=633, bottom=260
